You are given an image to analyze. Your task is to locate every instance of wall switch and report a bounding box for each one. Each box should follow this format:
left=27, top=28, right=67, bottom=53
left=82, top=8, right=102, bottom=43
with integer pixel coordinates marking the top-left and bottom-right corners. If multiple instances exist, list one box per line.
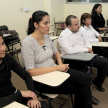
left=25, top=8, right=30, bottom=11
left=23, top=7, right=30, bottom=12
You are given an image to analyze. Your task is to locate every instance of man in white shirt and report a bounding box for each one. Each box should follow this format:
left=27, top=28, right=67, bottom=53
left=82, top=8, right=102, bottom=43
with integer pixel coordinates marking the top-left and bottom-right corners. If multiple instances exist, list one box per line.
left=58, top=15, right=108, bottom=93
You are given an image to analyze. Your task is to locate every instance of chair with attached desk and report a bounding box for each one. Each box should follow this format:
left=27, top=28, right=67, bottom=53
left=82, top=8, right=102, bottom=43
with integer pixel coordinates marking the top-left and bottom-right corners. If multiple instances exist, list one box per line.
left=100, top=33, right=108, bottom=42
left=0, top=25, right=21, bottom=55
left=2, top=102, right=28, bottom=108
left=54, top=22, right=66, bottom=36
left=49, top=31, right=55, bottom=36
left=62, top=52, right=97, bottom=74
left=92, top=42, right=108, bottom=60
left=32, top=71, right=74, bottom=108
left=3, top=101, right=50, bottom=108
left=54, top=16, right=66, bottom=36
left=61, top=53, right=98, bottom=106
left=49, top=24, right=55, bottom=36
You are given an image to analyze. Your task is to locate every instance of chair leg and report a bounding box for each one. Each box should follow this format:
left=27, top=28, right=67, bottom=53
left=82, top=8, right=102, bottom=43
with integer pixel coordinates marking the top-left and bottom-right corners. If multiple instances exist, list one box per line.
left=53, top=32, right=54, bottom=36
left=35, top=91, right=53, bottom=108
left=56, top=29, right=59, bottom=36
left=70, top=94, right=74, bottom=108
left=59, top=96, right=70, bottom=108
left=46, top=97, right=53, bottom=108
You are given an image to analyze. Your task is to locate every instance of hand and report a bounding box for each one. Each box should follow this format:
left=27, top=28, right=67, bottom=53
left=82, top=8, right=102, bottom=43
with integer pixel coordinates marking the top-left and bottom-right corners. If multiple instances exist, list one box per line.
left=87, top=47, right=92, bottom=53
left=98, top=36, right=102, bottom=42
left=27, top=99, right=41, bottom=108
left=57, top=64, right=69, bottom=72
left=90, top=50, right=94, bottom=54
left=20, top=90, right=37, bottom=100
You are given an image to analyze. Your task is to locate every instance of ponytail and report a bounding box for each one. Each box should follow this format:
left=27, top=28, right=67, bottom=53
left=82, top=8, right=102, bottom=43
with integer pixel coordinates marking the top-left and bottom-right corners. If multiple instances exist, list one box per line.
left=27, top=10, right=49, bottom=35
left=27, top=18, right=35, bottom=35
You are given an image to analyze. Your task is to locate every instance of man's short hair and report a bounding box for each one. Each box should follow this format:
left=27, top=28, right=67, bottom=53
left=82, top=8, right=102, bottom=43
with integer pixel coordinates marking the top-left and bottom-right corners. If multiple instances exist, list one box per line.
left=65, top=15, right=77, bottom=27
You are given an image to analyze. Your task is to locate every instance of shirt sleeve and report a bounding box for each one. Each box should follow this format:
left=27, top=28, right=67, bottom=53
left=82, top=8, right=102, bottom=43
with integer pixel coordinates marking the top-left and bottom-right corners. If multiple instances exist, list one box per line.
left=21, top=40, right=35, bottom=71
left=8, top=54, right=36, bottom=93
left=0, top=90, right=22, bottom=107
left=82, top=34, right=92, bottom=49
left=58, top=33, right=88, bottom=54
left=94, top=27, right=100, bottom=37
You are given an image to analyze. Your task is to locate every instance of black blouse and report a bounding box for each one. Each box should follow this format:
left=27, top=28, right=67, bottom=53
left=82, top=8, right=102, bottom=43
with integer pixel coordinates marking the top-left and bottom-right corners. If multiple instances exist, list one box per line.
left=0, top=53, right=35, bottom=97
left=91, top=13, right=105, bottom=32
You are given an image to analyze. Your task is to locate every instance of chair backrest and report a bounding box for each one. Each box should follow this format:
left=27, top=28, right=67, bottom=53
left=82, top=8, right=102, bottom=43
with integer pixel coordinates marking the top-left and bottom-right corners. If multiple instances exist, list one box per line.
left=0, top=25, right=8, bottom=31
left=107, top=19, right=108, bottom=27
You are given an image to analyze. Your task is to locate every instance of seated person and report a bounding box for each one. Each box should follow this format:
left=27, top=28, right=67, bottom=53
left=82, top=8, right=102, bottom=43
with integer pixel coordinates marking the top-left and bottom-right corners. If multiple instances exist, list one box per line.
left=91, top=4, right=108, bottom=33
left=21, top=10, right=93, bottom=108
left=80, top=13, right=108, bottom=61
left=58, top=15, right=108, bottom=93
left=0, top=34, right=49, bottom=108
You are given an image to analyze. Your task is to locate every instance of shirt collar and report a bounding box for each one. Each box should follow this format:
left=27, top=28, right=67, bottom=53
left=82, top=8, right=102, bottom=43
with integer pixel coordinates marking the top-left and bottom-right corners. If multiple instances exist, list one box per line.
left=84, top=25, right=92, bottom=30
left=65, top=27, right=79, bottom=35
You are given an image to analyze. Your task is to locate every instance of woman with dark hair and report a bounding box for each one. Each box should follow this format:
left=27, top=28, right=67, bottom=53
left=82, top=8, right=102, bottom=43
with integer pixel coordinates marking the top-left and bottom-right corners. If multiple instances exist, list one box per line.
left=80, top=13, right=108, bottom=62
left=0, top=34, right=49, bottom=108
left=91, top=4, right=107, bottom=33
left=21, top=10, right=93, bottom=108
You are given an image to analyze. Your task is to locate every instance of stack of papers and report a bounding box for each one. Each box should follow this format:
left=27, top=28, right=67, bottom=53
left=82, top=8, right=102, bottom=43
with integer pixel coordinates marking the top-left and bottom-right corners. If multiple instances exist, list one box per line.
left=3, top=34, right=12, bottom=37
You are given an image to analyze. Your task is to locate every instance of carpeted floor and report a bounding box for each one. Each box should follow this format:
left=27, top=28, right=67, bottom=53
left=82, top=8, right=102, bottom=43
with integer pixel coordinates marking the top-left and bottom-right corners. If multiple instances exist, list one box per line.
left=11, top=66, right=108, bottom=108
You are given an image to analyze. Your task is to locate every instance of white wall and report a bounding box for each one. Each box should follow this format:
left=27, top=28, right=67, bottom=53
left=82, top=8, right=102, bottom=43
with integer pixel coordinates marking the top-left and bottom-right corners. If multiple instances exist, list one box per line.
left=0, top=0, right=40, bottom=67
left=50, top=0, right=64, bottom=33
left=64, top=1, right=108, bottom=25
left=42, top=0, right=51, bottom=14
left=0, top=0, right=40, bottom=42
left=41, top=0, right=64, bottom=34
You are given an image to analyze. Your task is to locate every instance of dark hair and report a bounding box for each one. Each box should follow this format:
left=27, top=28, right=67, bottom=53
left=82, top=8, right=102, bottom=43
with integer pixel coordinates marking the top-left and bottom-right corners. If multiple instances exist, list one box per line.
left=91, top=4, right=102, bottom=16
left=0, top=33, right=3, bottom=39
left=27, top=10, right=49, bottom=35
left=80, top=13, right=91, bottom=26
left=0, top=33, right=4, bottom=44
left=65, top=15, right=77, bottom=27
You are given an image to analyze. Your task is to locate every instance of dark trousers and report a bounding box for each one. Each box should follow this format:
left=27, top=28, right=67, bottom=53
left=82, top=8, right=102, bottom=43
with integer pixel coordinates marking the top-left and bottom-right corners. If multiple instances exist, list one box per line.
left=92, top=56, right=108, bottom=86
left=64, top=56, right=108, bottom=87
left=34, top=69, right=92, bottom=108
left=93, top=46, right=108, bottom=59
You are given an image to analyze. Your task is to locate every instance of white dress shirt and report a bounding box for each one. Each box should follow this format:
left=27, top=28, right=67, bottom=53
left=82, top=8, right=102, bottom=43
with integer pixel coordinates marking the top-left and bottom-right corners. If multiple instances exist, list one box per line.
left=58, top=28, right=92, bottom=55
left=79, top=25, right=100, bottom=44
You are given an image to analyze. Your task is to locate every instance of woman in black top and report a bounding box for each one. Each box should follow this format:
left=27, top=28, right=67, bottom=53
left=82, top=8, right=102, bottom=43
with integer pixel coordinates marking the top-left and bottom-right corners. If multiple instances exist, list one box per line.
left=91, top=4, right=107, bottom=33
left=0, top=34, right=49, bottom=108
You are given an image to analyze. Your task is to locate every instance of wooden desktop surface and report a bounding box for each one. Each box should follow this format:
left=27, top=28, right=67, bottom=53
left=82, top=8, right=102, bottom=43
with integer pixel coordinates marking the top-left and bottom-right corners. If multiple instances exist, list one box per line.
left=3, top=102, right=28, bottom=108
left=62, top=52, right=97, bottom=61
left=92, top=42, right=108, bottom=47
